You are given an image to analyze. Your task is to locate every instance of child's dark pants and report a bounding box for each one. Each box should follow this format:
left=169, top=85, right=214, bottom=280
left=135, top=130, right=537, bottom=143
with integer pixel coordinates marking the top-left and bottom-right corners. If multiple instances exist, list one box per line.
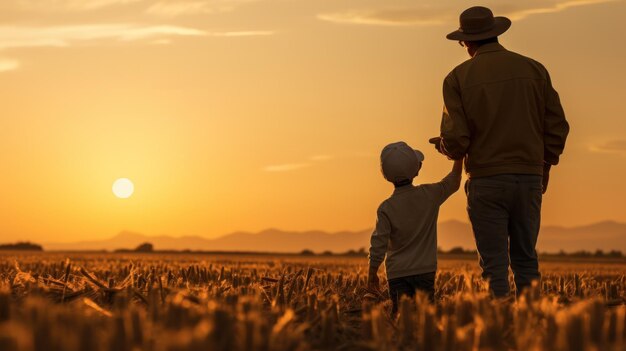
left=388, top=271, right=435, bottom=314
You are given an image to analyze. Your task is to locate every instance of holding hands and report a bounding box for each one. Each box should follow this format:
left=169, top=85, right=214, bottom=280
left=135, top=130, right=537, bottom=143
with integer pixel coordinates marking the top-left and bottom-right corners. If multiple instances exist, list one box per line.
left=430, top=136, right=550, bottom=194
left=429, top=137, right=444, bottom=154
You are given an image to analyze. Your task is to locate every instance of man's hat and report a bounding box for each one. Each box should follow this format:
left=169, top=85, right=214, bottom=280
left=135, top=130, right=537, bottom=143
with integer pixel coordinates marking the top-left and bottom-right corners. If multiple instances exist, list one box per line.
left=446, top=6, right=511, bottom=41
left=380, top=142, right=424, bottom=183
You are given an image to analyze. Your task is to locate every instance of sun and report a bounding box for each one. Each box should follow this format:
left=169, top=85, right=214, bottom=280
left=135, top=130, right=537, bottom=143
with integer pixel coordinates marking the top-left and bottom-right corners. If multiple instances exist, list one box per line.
left=112, top=178, right=134, bottom=199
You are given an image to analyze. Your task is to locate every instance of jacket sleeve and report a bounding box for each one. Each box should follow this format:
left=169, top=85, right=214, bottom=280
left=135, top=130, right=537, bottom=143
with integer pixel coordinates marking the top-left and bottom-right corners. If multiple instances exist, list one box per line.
left=368, top=208, right=391, bottom=269
left=543, top=71, right=569, bottom=165
left=440, top=73, right=471, bottom=160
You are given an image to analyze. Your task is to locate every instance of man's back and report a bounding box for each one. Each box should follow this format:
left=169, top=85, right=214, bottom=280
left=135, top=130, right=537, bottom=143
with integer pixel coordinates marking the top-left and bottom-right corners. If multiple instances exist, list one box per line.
left=441, top=42, right=569, bottom=178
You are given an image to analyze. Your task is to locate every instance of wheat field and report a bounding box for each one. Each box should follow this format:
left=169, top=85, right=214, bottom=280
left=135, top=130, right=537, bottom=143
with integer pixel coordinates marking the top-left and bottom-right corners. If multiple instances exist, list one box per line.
left=0, top=252, right=624, bottom=351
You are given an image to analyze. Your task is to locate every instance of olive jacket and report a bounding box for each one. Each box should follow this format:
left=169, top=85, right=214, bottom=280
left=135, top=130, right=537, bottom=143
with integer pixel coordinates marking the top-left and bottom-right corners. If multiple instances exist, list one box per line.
left=440, top=43, right=569, bottom=178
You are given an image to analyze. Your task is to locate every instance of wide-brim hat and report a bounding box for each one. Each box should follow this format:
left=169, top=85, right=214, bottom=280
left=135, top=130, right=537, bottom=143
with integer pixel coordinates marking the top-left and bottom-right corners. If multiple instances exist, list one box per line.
left=380, top=142, right=424, bottom=183
left=446, top=6, right=511, bottom=41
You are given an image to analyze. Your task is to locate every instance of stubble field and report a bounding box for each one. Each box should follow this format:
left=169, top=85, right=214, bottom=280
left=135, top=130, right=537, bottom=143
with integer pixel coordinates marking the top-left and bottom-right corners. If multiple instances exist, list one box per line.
left=0, top=252, right=624, bottom=351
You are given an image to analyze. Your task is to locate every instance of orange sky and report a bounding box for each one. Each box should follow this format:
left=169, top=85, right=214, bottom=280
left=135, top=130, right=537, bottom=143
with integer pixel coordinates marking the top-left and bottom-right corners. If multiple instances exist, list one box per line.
left=1, top=0, right=625, bottom=243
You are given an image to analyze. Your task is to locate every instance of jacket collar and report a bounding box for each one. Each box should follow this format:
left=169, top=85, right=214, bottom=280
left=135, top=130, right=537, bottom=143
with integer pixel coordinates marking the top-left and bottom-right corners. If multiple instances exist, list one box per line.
left=392, top=184, right=414, bottom=196
left=474, top=43, right=506, bottom=57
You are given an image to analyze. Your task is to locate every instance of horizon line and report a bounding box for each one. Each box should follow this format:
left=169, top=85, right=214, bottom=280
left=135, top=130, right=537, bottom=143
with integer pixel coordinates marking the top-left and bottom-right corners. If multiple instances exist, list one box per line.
left=18, top=218, right=626, bottom=245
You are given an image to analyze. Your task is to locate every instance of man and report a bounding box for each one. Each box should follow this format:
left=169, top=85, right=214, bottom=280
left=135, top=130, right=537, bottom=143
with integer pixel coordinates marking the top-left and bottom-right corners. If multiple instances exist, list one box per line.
left=430, top=6, right=569, bottom=298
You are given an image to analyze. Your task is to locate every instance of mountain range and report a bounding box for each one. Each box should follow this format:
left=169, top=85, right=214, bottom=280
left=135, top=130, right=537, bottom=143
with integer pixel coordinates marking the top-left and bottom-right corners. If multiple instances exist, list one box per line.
left=42, top=220, right=626, bottom=253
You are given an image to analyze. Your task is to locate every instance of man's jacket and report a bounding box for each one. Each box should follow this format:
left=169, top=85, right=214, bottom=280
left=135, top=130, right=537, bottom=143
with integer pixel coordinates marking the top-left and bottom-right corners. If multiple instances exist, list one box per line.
left=440, top=43, right=569, bottom=178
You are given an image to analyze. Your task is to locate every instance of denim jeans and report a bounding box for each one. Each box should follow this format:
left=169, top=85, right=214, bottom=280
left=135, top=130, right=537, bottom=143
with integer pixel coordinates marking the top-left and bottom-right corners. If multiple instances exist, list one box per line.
left=387, top=271, right=435, bottom=314
left=466, top=174, right=542, bottom=297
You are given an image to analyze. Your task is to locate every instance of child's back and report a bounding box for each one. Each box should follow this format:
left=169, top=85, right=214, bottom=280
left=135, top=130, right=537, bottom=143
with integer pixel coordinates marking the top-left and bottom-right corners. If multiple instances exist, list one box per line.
left=367, top=142, right=462, bottom=312
left=371, top=173, right=460, bottom=280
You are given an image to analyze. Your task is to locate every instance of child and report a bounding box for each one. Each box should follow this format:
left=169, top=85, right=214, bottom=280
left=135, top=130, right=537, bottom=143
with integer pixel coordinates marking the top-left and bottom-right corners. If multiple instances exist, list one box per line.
left=368, top=141, right=462, bottom=313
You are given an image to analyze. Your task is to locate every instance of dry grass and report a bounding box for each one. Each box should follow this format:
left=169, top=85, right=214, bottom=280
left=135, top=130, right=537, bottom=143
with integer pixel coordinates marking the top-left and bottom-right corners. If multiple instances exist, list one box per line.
left=0, top=252, right=624, bottom=350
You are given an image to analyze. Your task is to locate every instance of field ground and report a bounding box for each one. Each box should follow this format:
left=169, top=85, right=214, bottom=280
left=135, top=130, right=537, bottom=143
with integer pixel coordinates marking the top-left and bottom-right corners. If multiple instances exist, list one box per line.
left=0, top=252, right=624, bottom=350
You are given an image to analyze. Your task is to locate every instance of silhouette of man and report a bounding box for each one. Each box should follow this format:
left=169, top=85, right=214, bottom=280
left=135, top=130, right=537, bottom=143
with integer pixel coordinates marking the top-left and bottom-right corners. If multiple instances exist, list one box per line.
left=430, top=6, right=569, bottom=298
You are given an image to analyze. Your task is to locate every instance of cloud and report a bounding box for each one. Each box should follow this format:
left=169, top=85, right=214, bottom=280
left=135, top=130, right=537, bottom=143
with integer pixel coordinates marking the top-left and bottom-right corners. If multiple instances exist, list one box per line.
left=318, top=6, right=450, bottom=27
left=0, top=1, right=272, bottom=74
left=12, top=0, right=144, bottom=11
left=146, top=1, right=218, bottom=17
left=264, top=154, right=334, bottom=172
left=318, top=0, right=617, bottom=26
left=264, top=163, right=311, bottom=172
left=0, top=58, right=20, bottom=72
left=0, top=25, right=273, bottom=50
left=501, top=0, right=619, bottom=21
left=8, top=0, right=264, bottom=14
left=591, top=140, right=626, bottom=153
left=0, top=24, right=206, bottom=50
left=0, top=24, right=272, bottom=72
left=210, top=30, right=274, bottom=37
left=145, top=0, right=264, bottom=17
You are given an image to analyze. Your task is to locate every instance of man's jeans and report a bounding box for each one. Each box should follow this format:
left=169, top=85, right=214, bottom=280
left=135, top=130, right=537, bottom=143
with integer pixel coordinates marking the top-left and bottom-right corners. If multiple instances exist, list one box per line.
left=388, top=271, right=435, bottom=314
left=466, top=174, right=542, bottom=297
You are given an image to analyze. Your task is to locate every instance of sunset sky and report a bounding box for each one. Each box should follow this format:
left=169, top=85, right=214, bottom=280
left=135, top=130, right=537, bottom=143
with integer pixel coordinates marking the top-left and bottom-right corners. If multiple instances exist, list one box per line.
left=1, top=0, right=625, bottom=243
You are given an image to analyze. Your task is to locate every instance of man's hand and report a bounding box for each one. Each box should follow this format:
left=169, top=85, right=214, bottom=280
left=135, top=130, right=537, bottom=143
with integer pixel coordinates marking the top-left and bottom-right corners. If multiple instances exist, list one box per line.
left=542, top=163, right=551, bottom=194
left=429, top=137, right=443, bottom=154
left=367, top=266, right=380, bottom=291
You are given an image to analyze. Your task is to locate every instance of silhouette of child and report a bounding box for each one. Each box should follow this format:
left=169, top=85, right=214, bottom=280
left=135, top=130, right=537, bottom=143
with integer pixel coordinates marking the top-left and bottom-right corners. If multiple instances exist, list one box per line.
left=367, top=141, right=462, bottom=314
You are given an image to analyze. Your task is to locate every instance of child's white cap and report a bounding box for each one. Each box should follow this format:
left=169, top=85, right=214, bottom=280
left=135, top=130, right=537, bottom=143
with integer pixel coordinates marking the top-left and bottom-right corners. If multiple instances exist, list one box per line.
left=380, top=142, right=425, bottom=183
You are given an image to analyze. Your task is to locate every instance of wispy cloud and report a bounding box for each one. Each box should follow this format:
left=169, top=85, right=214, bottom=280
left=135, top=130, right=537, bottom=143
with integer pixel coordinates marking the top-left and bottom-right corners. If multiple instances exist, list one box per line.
left=145, top=0, right=264, bottom=17
left=318, top=0, right=617, bottom=26
left=590, top=140, right=626, bottom=153
left=0, top=24, right=206, bottom=50
left=264, top=154, right=334, bottom=172
left=0, top=58, right=20, bottom=72
left=0, top=24, right=270, bottom=50
left=146, top=1, right=219, bottom=17
left=502, top=0, right=619, bottom=20
left=12, top=0, right=144, bottom=11
left=318, top=6, right=449, bottom=27
left=8, top=0, right=264, bottom=15
left=210, top=30, right=274, bottom=37
left=0, top=24, right=272, bottom=73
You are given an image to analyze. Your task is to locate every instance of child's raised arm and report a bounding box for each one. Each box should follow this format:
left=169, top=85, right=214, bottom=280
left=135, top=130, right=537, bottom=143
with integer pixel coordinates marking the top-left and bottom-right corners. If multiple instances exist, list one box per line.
left=436, top=159, right=463, bottom=204
left=452, top=158, right=463, bottom=174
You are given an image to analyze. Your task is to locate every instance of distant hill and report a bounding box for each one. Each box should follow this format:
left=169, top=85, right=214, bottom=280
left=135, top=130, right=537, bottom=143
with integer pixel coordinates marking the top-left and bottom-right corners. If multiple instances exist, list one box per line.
left=43, top=229, right=373, bottom=253
left=43, top=220, right=626, bottom=253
